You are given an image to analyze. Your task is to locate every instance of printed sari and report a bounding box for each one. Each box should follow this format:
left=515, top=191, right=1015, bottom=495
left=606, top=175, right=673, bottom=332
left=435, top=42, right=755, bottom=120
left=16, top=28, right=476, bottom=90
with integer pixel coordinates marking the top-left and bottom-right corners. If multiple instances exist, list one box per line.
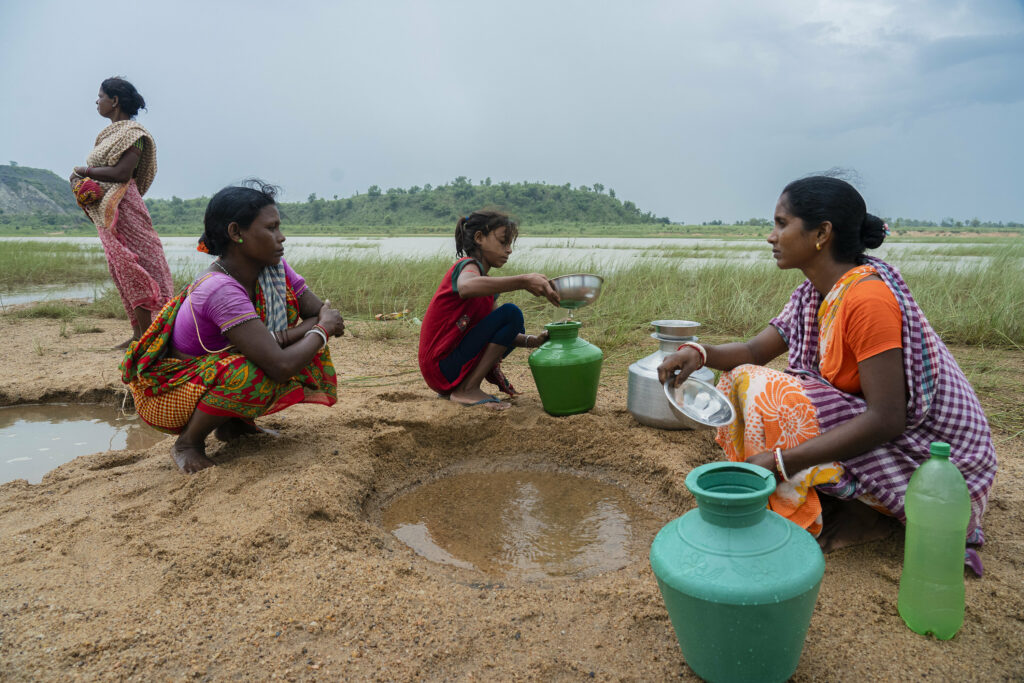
left=716, top=257, right=996, bottom=543
left=73, top=120, right=173, bottom=317
left=120, top=275, right=336, bottom=434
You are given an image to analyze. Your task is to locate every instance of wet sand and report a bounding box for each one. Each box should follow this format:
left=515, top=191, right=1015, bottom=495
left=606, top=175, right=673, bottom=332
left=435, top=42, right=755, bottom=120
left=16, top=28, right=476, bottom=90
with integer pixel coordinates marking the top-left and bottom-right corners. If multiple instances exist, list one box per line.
left=1, top=309, right=1023, bottom=681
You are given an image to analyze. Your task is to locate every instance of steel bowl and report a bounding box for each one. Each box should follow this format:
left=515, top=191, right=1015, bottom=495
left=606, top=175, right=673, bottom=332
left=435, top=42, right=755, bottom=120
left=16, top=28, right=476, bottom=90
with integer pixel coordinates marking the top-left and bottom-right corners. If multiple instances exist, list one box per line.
left=663, top=375, right=735, bottom=429
left=550, top=273, right=604, bottom=310
left=651, top=320, right=701, bottom=339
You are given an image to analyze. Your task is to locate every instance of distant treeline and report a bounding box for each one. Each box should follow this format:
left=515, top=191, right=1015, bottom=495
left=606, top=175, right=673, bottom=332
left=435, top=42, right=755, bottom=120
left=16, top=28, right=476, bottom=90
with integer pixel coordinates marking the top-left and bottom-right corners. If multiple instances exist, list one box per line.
left=142, top=177, right=671, bottom=227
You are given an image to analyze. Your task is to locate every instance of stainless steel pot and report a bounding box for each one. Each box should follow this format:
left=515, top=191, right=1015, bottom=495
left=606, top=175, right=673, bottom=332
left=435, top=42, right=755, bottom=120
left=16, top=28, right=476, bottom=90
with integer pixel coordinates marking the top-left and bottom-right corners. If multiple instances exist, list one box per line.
left=628, top=327, right=715, bottom=430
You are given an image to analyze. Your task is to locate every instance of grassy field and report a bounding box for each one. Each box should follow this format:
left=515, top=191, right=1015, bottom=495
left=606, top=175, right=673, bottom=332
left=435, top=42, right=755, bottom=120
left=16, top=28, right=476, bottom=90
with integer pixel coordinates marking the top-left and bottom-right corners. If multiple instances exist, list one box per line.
left=0, top=242, right=110, bottom=289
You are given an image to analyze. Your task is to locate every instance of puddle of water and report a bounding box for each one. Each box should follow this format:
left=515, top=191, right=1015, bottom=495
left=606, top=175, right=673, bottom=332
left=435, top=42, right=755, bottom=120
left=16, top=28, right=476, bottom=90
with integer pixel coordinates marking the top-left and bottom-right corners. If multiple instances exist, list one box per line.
left=0, top=404, right=166, bottom=484
left=382, top=470, right=653, bottom=581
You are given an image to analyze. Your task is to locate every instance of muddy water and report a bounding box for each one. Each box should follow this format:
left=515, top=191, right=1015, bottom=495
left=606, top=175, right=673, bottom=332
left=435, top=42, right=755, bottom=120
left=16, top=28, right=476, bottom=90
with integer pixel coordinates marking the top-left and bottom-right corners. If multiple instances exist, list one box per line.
left=0, top=404, right=166, bottom=484
left=382, top=470, right=656, bottom=581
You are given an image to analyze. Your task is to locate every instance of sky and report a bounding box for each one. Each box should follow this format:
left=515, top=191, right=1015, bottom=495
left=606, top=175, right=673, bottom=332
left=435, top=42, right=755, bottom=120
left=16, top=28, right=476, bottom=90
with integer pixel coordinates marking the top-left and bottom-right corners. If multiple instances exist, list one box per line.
left=2, top=0, right=1023, bottom=223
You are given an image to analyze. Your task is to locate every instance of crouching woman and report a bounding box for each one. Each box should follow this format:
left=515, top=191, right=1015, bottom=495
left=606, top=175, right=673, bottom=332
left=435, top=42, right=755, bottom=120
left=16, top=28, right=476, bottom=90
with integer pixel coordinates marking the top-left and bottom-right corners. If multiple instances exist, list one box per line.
left=121, top=182, right=343, bottom=473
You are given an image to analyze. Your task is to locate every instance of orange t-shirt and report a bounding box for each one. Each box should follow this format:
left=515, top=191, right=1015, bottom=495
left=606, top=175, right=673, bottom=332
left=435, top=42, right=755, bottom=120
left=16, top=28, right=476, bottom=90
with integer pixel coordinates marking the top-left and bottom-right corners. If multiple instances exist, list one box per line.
left=819, top=279, right=902, bottom=395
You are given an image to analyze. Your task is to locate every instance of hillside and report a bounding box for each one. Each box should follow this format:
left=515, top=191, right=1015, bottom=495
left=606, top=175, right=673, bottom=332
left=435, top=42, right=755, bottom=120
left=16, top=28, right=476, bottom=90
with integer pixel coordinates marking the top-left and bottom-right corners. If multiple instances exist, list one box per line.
left=142, top=177, right=670, bottom=227
left=0, top=165, right=82, bottom=220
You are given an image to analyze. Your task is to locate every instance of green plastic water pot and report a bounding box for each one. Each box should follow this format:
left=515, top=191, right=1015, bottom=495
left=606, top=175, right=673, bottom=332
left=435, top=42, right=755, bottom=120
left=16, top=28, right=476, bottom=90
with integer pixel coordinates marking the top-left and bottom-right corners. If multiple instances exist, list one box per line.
left=527, top=321, right=603, bottom=416
left=650, top=462, right=825, bottom=683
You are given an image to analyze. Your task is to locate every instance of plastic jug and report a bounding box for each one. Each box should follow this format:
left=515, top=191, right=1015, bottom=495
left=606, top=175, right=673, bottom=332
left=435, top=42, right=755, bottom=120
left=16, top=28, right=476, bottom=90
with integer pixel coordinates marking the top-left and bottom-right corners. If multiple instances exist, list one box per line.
left=650, top=462, right=824, bottom=682
left=527, top=321, right=602, bottom=415
left=897, top=441, right=971, bottom=639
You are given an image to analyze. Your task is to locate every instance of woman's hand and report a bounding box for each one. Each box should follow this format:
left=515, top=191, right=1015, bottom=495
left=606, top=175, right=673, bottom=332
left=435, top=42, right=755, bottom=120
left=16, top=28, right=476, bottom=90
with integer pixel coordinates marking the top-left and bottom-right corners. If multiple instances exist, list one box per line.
left=73, top=166, right=89, bottom=177
left=745, top=451, right=778, bottom=477
left=657, top=348, right=705, bottom=387
left=521, top=273, right=561, bottom=306
left=318, top=300, right=345, bottom=337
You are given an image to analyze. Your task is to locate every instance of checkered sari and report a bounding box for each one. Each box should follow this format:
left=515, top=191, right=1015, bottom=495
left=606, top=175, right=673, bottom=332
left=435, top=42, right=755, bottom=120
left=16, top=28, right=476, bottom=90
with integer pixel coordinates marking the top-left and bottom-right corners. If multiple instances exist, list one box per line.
left=771, top=257, right=997, bottom=543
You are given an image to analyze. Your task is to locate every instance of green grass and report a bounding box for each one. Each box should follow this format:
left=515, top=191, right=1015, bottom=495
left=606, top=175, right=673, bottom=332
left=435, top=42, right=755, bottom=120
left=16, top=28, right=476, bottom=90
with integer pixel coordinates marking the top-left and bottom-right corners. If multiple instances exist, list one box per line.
left=0, top=241, right=109, bottom=289
left=289, top=251, right=1024, bottom=350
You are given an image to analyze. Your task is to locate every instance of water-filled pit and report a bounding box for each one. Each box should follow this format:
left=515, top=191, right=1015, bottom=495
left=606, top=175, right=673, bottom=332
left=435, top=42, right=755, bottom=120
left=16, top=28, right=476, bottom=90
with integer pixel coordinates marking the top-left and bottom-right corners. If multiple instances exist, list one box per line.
left=382, top=469, right=660, bottom=581
left=0, top=403, right=165, bottom=484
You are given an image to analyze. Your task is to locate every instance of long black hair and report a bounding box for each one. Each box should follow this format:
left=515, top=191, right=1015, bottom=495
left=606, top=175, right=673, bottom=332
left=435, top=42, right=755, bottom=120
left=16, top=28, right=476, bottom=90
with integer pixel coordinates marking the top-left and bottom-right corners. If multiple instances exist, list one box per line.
left=455, top=210, right=518, bottom=258
left=100, top=77, right=146, bottom=117
left=781, top=175, right=887, bottom=263
left=199, top=180, right=279, bottom=256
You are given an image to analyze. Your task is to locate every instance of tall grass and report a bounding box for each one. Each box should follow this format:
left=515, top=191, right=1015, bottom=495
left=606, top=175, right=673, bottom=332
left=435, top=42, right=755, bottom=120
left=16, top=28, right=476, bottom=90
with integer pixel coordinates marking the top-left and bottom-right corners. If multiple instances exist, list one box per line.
left=290, top=252, right=1023, bottom=349
left=0, top=242, right=109, bottom=289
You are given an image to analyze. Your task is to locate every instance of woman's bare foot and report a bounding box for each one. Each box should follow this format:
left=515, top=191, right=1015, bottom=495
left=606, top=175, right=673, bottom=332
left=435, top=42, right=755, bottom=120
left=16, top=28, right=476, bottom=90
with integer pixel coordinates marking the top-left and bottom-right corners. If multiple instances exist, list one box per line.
left=448, top=387, right=510, bottom=411
left=214, top=418, right=276, bottom=442
left=170, top=440, right=215, bottom=474
left=817, top=498, right=896, bottom=553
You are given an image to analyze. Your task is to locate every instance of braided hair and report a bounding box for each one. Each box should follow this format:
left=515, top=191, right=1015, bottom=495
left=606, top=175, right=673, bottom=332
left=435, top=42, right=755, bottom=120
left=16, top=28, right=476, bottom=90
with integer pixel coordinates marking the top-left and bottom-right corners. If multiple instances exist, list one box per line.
left=455, top=210, right=519, bottom=258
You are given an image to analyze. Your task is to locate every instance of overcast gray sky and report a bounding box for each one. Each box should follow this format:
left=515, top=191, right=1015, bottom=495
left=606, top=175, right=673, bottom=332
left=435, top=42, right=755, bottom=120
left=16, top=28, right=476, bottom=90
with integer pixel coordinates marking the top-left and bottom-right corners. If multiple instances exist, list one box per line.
left=2, top=0, right=1023, bottom=223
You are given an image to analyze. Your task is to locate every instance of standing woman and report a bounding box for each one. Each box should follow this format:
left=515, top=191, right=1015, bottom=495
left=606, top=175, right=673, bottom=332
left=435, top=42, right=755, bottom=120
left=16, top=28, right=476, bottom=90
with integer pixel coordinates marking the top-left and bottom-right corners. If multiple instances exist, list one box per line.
left=71, top=76, right=174, bottom=347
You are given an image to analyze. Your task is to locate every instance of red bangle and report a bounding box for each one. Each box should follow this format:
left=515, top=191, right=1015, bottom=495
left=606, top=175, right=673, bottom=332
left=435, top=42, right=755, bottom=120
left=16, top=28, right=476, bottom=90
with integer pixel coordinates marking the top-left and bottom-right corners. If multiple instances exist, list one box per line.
left=314, top=323, right=329, bottom=339
left=676, top=341, right=707, bottom=368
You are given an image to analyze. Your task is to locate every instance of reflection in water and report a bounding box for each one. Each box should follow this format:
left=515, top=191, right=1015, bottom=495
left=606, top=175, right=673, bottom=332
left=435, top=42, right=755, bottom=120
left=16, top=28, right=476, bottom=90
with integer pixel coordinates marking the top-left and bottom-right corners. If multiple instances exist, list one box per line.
left=382, top=471, right=650, bottom=580
left=0, top=404, right=166, bottom=484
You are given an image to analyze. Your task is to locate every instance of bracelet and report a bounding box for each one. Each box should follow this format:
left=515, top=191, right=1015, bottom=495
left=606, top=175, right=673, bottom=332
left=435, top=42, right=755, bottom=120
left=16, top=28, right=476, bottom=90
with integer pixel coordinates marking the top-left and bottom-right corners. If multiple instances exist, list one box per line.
left=314, top=323, right=329, bottom=339
left=523, top=334, right=535, bottom=348
left=676, top=341, right=707, bottom=368
left=304, top=327, right=328, bottom=348
left=773, top=447, right=790, bottom=482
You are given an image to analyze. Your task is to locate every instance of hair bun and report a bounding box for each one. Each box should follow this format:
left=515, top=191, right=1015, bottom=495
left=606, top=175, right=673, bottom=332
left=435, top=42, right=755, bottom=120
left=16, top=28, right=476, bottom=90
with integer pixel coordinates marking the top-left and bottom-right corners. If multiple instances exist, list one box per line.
left=861, top=213, right=887, bottom=249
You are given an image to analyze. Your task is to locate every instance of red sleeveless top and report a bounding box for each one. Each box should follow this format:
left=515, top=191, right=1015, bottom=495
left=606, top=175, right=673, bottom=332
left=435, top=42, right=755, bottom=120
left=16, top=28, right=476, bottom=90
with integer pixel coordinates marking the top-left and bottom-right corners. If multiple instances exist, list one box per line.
left=418, top=258, right=495, bottom=393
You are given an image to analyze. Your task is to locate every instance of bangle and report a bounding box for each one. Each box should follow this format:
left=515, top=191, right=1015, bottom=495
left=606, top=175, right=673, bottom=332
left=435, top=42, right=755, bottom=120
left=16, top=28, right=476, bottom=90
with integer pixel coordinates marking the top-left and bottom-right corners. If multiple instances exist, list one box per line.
left=773, top=447, right=790, bottom=482
left=304, top=328, right=328, bottom=348
left=676, top=341, right=707, bottom=368
left=314, top=323, right=329, bottom=339
left=523, top=334, right=534, bottom=348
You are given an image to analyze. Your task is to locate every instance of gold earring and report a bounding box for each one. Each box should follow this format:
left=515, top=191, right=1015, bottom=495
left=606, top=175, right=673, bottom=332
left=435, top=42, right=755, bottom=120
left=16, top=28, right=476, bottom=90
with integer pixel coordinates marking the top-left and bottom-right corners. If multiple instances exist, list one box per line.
left=816, top=242, right=822, bottom=251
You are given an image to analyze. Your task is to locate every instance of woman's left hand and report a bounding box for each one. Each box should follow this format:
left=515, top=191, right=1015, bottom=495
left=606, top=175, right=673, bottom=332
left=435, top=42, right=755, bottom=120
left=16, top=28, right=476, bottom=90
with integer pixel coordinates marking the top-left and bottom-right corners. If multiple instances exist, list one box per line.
left=73, top=166, right=89, bottom=177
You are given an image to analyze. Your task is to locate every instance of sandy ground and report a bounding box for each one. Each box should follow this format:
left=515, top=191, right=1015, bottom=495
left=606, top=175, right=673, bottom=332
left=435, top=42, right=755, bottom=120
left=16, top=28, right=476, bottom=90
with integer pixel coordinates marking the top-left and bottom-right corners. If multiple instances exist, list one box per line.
left=1, top=308, right=1022, bottom=682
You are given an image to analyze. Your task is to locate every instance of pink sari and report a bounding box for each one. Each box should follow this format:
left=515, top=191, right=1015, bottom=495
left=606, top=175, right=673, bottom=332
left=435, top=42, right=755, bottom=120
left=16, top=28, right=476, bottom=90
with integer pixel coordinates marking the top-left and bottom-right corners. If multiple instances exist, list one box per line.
left=96, top=179, right=174, bottom=316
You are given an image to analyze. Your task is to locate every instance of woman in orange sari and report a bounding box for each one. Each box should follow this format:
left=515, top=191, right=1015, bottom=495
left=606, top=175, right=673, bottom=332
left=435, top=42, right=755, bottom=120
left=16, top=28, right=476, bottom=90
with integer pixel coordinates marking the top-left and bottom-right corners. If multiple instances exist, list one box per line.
left=121, top=183, right=343, bottom=473
left=659, top=176, right=996, bottom=568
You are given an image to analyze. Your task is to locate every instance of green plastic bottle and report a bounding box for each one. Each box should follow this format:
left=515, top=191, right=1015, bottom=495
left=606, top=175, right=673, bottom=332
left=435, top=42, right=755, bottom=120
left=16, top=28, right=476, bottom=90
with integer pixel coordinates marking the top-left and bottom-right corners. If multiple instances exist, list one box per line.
left=897, top=441, right=971, bottom=640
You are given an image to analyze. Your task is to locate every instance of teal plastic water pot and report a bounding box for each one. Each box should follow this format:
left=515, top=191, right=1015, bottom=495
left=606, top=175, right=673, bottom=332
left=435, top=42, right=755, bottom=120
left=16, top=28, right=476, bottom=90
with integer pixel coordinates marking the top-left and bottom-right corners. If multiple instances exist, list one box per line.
left=650, top=462, right=825, bottom=683
left=527, top=321, right=603, bottom=416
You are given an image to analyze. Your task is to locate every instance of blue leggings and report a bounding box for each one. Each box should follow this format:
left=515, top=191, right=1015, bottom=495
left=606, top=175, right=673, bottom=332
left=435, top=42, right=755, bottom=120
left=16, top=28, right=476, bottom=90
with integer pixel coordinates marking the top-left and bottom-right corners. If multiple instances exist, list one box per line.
left=439, top=303, right=524, bottom=384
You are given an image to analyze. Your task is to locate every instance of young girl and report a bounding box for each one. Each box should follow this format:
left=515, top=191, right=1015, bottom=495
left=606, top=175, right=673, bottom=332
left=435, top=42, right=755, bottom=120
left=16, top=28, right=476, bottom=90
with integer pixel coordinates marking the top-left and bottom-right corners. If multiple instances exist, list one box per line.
left=418, top=210, right=560, bottom=410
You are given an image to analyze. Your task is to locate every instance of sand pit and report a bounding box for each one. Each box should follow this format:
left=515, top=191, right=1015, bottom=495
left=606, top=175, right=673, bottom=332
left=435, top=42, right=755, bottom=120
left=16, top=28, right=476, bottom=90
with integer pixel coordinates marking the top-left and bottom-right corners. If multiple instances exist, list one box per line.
left=1, top=311, right=1023, bottom=680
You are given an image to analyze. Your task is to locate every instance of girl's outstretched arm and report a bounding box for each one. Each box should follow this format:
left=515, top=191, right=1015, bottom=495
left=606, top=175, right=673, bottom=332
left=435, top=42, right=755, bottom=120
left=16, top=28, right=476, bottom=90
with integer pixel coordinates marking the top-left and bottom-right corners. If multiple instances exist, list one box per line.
left=457, top=265, right=560, bottom=305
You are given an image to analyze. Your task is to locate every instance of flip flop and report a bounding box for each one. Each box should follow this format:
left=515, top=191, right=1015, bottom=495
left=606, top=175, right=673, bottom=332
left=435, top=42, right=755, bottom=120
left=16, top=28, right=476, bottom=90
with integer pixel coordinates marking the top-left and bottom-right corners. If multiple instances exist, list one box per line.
left=468, top=396, right=502, bottom=406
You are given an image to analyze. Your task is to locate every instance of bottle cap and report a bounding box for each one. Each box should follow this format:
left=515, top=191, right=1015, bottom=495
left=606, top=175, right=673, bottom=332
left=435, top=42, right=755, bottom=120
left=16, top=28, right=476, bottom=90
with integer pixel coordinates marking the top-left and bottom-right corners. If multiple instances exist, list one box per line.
left=929, top=441, right=951, bottom=458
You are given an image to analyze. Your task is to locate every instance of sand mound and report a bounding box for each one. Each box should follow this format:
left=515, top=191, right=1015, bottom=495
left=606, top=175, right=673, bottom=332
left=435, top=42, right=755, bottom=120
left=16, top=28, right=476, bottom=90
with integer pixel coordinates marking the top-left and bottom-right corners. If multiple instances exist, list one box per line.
left=1, top=315, right=1022, bottom=680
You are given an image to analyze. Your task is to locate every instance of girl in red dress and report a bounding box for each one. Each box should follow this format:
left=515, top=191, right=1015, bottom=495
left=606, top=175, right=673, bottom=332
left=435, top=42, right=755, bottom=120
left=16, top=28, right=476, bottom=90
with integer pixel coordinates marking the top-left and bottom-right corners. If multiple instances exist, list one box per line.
left=418, top=210, right=560, bottom=410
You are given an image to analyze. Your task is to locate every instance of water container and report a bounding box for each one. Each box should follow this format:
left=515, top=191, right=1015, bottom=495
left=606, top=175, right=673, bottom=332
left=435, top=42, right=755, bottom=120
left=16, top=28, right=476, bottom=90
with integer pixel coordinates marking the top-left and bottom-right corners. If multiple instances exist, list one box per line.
left=650, top=462, right=824, bottom=682
left=897, top=441, right=971, bottom=640
left=527, top=321, right=603, bottom=415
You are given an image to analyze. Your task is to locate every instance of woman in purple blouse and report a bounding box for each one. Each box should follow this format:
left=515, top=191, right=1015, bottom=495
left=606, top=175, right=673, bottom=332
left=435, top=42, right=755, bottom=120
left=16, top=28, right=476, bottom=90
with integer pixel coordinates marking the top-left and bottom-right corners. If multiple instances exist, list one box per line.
left=121, top=182, right=345, bottom=473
